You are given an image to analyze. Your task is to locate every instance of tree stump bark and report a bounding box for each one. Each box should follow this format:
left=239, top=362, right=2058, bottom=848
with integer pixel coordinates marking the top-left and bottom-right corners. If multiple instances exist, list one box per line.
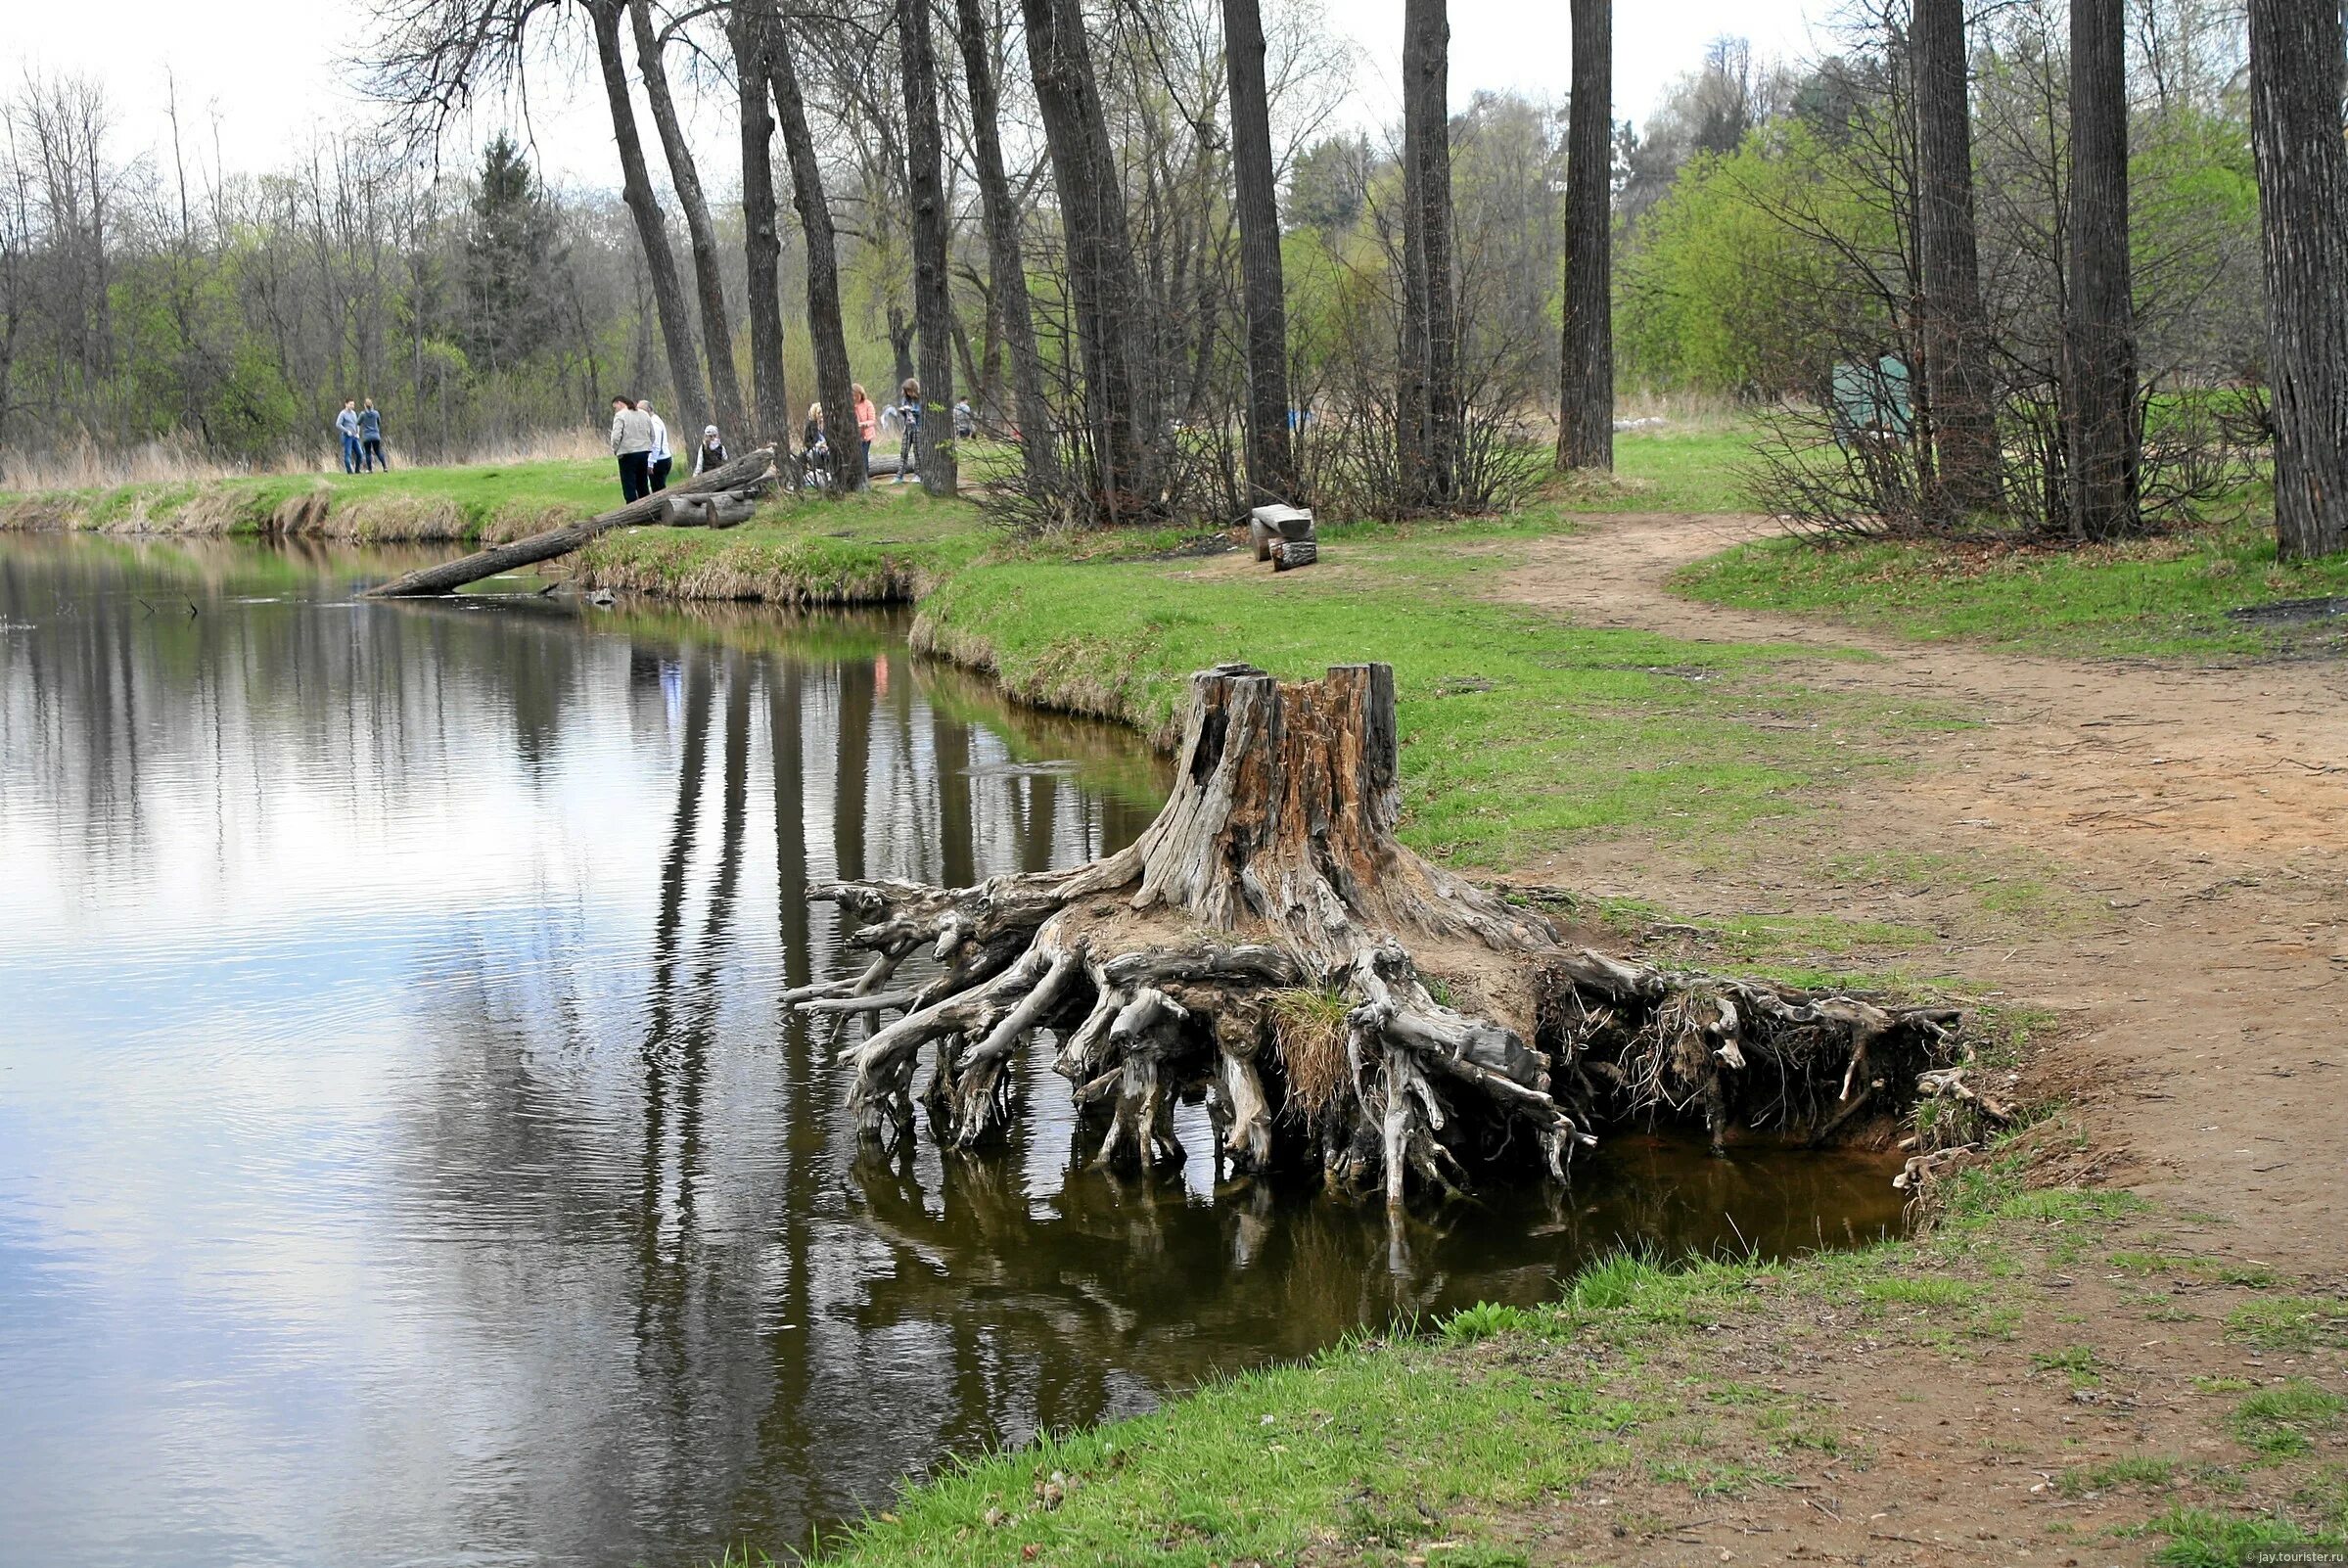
left=797, top=664, right=1959, bottom=1205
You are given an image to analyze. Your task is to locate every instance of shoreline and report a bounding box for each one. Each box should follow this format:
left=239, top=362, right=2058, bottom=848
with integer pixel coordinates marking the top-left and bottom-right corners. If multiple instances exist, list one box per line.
left=8, top=483, right=2341, bottom=1566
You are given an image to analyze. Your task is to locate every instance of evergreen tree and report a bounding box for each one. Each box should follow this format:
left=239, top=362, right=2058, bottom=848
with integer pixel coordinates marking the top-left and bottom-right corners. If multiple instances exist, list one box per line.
left=461, top=134, right=564, bottom=377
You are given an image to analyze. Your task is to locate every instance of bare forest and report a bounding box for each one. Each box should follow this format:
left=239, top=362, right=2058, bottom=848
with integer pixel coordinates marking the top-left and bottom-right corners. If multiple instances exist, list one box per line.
left=0, top=0, right=2331, bottom=555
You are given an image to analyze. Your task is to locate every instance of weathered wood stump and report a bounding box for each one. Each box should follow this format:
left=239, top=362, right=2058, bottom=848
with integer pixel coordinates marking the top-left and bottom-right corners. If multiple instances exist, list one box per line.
left=1249, top=503, right=1315, bottom=563
left=793, top=664, right=1958, bottom=1204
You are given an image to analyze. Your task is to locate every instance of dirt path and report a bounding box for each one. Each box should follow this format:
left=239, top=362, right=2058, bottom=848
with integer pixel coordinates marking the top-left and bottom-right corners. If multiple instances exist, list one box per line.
left=1496, top=514, right=2347, bottom=1274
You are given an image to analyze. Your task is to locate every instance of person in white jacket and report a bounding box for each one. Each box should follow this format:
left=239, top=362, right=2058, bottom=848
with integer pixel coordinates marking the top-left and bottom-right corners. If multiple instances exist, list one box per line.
left=637, top=400, right=672, bottom=491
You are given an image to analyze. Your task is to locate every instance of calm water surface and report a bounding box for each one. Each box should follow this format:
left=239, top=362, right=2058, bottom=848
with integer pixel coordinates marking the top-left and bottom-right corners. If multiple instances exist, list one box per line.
left=0, top=534, right=1903, bottom=1568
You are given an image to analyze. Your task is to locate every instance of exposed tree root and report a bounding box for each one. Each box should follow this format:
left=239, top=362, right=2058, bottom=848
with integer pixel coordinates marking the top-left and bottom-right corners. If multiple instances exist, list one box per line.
left=791, top=663, right=1962, bottom=1203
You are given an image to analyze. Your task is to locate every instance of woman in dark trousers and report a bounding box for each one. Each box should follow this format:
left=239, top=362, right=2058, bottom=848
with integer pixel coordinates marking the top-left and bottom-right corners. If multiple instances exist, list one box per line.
left=608, top=394, right=656, bottom=501
left=358, top=399, right=388, bottom=471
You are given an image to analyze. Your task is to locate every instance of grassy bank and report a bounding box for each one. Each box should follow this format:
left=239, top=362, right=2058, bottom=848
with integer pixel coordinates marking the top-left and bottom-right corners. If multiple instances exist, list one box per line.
left=1677, top=503, right=2348, bottom=660
left=0, top=456, right=618, bottom=540
left=577, top=486, right=1953, bottom=876
left=776, top=1152, right=2342, bottom=1567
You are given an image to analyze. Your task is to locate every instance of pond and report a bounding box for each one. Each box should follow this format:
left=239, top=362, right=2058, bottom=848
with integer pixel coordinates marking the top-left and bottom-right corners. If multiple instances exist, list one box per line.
left=0, top=534, right=1905, bottom=1567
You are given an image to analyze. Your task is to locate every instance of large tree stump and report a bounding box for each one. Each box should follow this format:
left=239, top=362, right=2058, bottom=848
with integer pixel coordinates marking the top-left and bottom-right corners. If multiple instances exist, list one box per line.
left=796, top=664, right=1959, bottom=1204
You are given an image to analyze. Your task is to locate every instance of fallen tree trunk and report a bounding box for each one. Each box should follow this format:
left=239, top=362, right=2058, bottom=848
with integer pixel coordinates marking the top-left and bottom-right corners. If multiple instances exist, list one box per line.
left=665, top=490, right=759, bottom=528
left=795, top=662, right=1960, bottom=1205
left=362, top=448, right=774, bottom=598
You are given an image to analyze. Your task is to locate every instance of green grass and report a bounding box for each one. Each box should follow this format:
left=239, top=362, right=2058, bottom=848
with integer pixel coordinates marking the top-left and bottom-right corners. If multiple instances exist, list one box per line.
left=3, top=457, right=622, bottom=538
left=1541, top=425, right=1764, bottom=516
left=2230, top=1381, right=2347, bottom=1457
left=912, top=520, right=1952, bottom=866
left=2058, top=1454, right=2181, bottom=1498
left=808, top=1320, right=1640, bottom=1567
left=1676, top=504, right=2348, bottom=659
left=2227, top=1297, right=2348, bottom=1353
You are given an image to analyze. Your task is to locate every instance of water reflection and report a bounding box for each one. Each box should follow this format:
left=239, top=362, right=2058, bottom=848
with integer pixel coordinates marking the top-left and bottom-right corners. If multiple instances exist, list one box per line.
left=0, top=534, right=1900, bottom=1568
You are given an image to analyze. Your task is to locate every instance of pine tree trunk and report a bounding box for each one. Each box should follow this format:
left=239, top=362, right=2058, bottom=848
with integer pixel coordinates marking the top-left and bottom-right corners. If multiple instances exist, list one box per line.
left=2248, top=0, right=2348, bottom=562
left=1911, top=0, right=2000, bottom=518
left=2063, top=0, right=2139, bottom=541
left=1555, top=0, right=1614, bottom=472
left=1023, top=0, right=1154, bottom=518
left=1400, top=0, right=1459, bottom=506
left=900, top=0, right=959, bottom=496
left=732, top=2, right=793, bottom=449
left=953, top=0, right=1060, bottom=488
left=766, top=9, right=862, bottom=490
left=588, top=0, right=710, bottom=438
left=630, top=0, right=745, bottom=438
left=1222, top=0, right=1296, bottom=504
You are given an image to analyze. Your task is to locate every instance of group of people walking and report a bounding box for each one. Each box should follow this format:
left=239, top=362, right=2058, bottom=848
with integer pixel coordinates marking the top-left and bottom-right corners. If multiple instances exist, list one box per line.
left=334, top=400, right=389, bottom=474
left=608, top=394, right=729, bottom=503
left=607, top=377, right=979, bottom=502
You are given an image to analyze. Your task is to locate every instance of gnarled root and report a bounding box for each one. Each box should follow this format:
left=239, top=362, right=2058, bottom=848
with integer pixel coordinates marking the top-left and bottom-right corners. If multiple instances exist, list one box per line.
left=786, top=663, right=1965, bottom=1201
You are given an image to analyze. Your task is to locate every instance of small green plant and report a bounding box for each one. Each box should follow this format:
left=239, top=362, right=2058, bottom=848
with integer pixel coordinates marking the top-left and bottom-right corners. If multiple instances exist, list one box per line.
left=1441, top=1302, right=1537, bottom=1345
left=2031, top=1345, right=2101, bottom=1387
left=2226, top=1296, right=2348, bottom=1352
left=1859, top=1274, right=1982, bottom=1308
left=1426, top=1545, right=1532, bottom=1568
left=2230, top=1381, right=2347, bottom=1457
left=2141, top=1503, right=2345, bottom=1566
left=2057, top=1455, right=2178, bottom=1498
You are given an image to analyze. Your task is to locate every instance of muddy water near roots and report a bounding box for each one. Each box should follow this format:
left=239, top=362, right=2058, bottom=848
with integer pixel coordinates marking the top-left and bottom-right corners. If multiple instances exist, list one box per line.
left=0, top=534, right=1902, bottom=1567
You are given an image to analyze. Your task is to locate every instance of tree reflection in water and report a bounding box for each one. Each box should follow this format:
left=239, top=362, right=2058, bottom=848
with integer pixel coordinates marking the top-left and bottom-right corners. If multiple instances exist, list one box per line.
left=0, top=536, right=1900, bottom=1568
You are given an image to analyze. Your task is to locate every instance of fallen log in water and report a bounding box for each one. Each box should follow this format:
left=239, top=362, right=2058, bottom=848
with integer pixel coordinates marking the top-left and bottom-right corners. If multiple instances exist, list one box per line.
left=791, top=662, right=1961, bottom=1205
left=361, top=448, right=775, bottom=597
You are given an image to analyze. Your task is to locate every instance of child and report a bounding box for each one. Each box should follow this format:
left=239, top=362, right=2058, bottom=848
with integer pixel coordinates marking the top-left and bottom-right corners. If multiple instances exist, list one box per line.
left=852, top=384, right=879, bottom=484
left=802, top=403, right=831, bottom=487
left=952, top=397, right=974, bottom=440
left=891, top=378, right=922, bottom=485
left=692, top=424, right=727, bottom=475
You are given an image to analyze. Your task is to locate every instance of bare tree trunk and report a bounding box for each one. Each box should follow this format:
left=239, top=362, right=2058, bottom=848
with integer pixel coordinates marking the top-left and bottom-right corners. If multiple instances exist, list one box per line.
left=1555, top=0, right=1613, bottom=472
left=1400, top=0, right=1459, bottom=505
left=732, top=1, right=793, bottom=448
left=900, top=0, right=958, bottom=496
left=2248, top=0, right=2348, bottom=561
left=1911, top=0, right=1999, bottom=517
left=953, top=0, right=1057, bottom=486
left=765, top=7, right=862, bottom=490
left=1023, top=0, right=1154, bottom=517
left=1222, top=0, right=1295, bottom=504
left=587, top=0, right=709, bottom=437
left=2063, top=0, right=2138, bottom=541
left=631, top=0, right=744, bottom=436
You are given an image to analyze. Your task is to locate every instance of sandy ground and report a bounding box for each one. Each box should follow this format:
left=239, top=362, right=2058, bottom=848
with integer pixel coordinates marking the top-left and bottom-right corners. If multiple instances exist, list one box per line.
left=1492, top=513, right=2348, bottom=1272
left=1464, top=513, right=2347, bottom=1564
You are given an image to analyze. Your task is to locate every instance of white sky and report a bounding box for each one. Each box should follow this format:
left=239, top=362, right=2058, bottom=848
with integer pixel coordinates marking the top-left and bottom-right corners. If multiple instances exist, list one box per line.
left=16, top=0, right=1833, bottom=191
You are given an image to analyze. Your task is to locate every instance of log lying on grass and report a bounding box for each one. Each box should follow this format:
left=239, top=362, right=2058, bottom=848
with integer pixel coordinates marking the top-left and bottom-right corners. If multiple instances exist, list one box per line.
left=361, top=448, right=774, bottom=597
left=664, top=490, right=758, bottom=528
left=793, top=661, right=1961, bottom=1205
